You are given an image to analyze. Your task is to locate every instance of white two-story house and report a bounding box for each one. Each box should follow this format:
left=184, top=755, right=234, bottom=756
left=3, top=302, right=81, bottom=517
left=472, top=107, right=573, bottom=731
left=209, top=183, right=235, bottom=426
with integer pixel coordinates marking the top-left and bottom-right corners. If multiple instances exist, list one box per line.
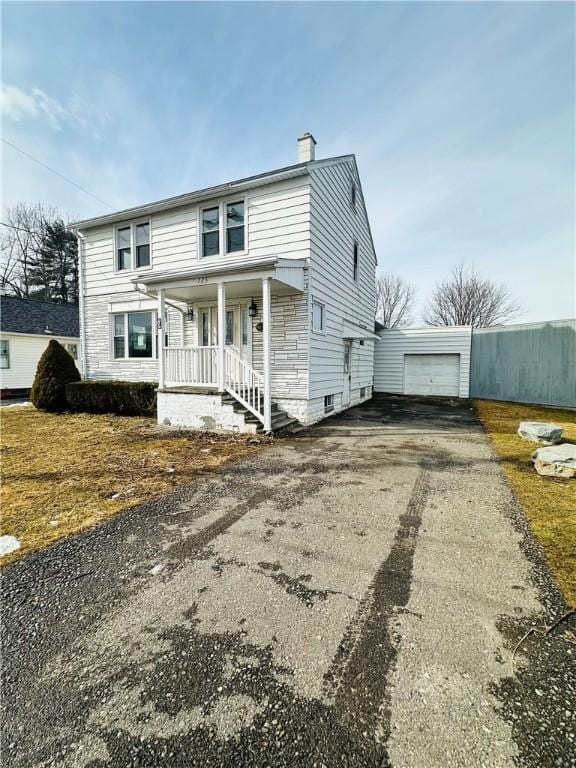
left=72, top=134, right=377, bottom=433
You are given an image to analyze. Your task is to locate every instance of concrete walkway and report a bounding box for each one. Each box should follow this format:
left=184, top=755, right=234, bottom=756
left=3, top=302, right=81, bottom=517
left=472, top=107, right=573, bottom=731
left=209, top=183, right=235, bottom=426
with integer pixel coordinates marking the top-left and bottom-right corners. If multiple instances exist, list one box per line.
left=2, top=397, right=573, bottom=768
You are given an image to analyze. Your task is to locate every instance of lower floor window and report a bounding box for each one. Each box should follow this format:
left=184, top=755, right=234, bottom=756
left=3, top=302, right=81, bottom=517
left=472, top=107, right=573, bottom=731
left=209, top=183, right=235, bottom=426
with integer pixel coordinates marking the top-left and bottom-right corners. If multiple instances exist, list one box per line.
left=66, top=343, right=78, bottom=360
left=112, top=311, right=154, bottom=359
left=0, top=339, right=9, bottom=368
left=324, top=394, right=335, bottom=413
left=360, top=387, right=366, bottom=398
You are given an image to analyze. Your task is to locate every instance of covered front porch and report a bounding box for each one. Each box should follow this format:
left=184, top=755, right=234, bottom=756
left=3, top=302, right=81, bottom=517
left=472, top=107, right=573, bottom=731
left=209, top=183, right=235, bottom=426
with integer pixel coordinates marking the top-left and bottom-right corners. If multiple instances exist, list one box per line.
left=134, top=257, right=306, bottom=432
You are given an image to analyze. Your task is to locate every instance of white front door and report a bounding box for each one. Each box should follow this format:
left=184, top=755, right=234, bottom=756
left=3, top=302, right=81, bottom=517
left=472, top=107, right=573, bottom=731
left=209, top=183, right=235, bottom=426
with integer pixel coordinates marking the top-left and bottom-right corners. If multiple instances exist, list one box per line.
left=198, top=304, right=251, bottom=363
left=343, top=341, right=352, bottom=406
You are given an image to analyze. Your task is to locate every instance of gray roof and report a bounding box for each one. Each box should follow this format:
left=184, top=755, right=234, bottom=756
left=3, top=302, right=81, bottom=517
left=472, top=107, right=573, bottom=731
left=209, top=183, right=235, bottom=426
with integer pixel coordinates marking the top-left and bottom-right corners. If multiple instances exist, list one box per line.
left=0, top=295, right=79, bottom=338
left=71, top=155, right=355, bottom=230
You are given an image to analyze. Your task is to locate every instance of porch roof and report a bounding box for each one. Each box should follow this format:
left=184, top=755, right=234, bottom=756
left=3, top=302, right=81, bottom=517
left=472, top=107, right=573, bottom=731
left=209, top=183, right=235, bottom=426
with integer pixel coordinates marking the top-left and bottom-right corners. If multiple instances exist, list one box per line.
left=133, top=256, right=307, bottom=302
left=341, top=320, right=380, bottom=340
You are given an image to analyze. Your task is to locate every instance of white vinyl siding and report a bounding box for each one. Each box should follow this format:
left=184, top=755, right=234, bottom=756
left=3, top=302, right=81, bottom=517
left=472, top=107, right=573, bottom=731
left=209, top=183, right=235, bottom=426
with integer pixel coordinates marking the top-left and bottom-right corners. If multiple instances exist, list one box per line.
left=82, top=177, right=310, bottom=298
left=374, top=327, right=472, bottom=398
left=308, top=159, right=376, bottom=401
left=0, top=333, right=80, bottom=390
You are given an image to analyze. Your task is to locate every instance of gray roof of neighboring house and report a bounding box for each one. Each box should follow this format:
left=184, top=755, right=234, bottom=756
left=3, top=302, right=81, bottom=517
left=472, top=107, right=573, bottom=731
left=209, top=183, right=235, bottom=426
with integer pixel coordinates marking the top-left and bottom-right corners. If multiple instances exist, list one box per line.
left=0, top=295, right=79, bottom=338
left=70, top=155, right=355, bottom=231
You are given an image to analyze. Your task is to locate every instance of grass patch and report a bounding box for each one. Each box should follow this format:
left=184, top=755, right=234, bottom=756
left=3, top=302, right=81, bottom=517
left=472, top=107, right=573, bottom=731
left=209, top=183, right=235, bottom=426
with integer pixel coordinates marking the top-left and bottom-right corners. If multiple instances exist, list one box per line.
left=475, top=400, right=576, bottom=605
left=1, top=407, right=269, bottom=566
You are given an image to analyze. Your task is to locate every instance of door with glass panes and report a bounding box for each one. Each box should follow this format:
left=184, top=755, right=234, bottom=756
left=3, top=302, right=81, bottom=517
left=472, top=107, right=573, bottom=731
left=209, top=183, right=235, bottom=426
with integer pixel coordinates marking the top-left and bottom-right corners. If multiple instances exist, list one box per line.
left=198, top=304, right=251, bottom=363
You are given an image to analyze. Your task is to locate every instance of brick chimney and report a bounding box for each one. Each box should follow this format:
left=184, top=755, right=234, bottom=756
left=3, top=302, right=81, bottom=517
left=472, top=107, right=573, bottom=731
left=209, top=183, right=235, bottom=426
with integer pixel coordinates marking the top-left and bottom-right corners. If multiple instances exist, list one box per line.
left=298, top=132, right=316, bottom=163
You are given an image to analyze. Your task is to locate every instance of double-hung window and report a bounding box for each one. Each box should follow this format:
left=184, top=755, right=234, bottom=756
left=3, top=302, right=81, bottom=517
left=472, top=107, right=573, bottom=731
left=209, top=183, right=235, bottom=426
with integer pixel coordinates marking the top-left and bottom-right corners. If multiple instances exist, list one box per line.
left=202, top=208, right=220, bottom=257
left=116, top=222, right=151, bottom=270
left=112, top=311, right=154, bottom=359
left=353, top=242, right=359, bottom=282
left=312, top=300, right=325, bottom=332
left=226, top=202, right=245, bottom=253
left=0, top=340, right=9, bottom=369
left=117, top=226, right=131, bottom=271
left=135, top=223, right=150, bottom=267
left=201, top=200, right=246, bottom=257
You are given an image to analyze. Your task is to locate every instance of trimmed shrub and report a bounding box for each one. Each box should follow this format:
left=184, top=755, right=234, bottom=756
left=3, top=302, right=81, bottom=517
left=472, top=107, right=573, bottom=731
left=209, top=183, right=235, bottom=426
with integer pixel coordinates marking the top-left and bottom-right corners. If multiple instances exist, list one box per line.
left=31, top=339, right=81, bottom=412
left=65, top=380, right=157, bottom=417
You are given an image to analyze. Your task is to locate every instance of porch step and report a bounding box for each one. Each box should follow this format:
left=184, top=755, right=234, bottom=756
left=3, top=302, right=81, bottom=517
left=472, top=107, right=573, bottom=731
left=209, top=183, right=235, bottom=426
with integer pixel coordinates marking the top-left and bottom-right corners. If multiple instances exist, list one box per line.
left=221, top=393, right=299, bottom=434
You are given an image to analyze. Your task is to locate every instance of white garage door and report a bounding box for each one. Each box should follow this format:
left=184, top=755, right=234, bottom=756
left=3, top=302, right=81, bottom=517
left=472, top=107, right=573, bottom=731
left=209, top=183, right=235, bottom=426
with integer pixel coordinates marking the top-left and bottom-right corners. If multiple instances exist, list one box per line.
left=404, top=354, right=461, bottom=397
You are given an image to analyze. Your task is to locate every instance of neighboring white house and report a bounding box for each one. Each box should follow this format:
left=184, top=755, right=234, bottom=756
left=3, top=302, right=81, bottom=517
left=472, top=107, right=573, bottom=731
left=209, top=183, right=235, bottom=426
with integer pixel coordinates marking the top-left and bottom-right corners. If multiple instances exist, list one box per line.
left=374, top=325, right=472, bottom=398
left=0, top=294, right=80, bottom=397
left=72, top=134, right=378, bottom=433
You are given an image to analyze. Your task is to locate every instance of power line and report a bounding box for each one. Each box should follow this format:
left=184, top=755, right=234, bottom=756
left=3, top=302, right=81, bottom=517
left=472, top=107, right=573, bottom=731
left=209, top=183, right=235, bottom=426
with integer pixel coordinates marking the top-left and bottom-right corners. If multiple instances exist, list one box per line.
left=1, top=136, right=116, bottom=211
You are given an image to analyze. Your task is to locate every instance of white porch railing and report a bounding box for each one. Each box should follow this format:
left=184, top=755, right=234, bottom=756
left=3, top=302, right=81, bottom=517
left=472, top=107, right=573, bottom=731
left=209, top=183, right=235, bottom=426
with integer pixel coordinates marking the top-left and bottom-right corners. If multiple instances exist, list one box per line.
left=164, top=346, right=217, bottom=386
left=224, top=347, right=265, bottom=424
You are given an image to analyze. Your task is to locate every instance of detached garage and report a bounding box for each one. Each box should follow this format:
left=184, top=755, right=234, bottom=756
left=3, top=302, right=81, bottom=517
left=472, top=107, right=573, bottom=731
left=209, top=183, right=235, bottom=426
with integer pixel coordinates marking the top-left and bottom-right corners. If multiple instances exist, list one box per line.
left=374, top=326, right=472, bottom=399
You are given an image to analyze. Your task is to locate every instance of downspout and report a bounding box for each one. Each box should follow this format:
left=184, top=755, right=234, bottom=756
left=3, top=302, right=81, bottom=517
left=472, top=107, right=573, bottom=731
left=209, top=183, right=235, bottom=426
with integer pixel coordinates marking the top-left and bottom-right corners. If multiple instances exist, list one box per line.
left=133, top=283, right=186, bottom=316
left=76, top=230, right=88, bottom=380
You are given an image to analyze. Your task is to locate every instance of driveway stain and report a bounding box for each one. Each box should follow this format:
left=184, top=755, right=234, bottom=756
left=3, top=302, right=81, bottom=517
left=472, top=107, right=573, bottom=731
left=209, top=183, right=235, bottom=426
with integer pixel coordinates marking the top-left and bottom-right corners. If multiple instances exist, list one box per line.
left=2, top=396, right=571, bottom=768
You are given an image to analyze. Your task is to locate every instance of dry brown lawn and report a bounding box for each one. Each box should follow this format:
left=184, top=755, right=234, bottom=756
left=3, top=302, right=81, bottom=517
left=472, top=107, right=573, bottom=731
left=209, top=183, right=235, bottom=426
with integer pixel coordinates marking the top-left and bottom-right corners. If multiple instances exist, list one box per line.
left=475, top=400, right=576, bottom=606
left=1, top=407, right=269, bottom=566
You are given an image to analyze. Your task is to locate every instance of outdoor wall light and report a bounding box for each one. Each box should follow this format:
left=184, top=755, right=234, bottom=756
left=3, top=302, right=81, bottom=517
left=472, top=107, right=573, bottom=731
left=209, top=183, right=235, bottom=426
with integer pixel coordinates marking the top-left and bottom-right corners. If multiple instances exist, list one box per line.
left=186, top=305, right=194, bottom=321
left=248, top=299, right=258, bottom=318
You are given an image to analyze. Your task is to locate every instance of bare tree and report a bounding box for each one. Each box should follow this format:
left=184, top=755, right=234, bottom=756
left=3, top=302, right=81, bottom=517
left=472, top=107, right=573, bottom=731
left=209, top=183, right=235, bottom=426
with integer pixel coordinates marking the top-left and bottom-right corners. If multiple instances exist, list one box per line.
left=0, top=203, right=78, bottom=303
left=376, top=273, right=417, bottom=328
left=423, top=264, right=520, bottom=328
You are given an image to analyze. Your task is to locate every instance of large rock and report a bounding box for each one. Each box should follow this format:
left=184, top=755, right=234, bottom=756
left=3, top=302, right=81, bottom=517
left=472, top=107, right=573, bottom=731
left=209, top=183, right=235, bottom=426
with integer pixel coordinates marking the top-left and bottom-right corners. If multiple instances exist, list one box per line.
left=532, top=443, right=576, bottom=478
left=518, top=421, right=563, bottom=445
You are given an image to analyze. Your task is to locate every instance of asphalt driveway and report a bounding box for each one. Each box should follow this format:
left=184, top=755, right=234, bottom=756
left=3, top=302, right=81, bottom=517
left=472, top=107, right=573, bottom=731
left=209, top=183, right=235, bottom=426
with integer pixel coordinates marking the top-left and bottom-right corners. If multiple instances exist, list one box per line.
left=2, top=396, right=574, bottom=768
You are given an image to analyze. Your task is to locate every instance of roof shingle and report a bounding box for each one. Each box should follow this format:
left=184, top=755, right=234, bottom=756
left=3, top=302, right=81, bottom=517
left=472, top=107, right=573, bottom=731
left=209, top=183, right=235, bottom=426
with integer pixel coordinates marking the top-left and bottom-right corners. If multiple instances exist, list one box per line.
left=0, top=295, right=79, bottom=338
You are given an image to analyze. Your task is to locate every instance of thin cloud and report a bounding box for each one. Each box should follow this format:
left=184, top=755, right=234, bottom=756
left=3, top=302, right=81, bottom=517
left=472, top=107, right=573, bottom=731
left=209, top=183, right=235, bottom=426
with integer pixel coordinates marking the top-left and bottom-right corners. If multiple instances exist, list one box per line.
left=0, top=83, right=111, bottom=137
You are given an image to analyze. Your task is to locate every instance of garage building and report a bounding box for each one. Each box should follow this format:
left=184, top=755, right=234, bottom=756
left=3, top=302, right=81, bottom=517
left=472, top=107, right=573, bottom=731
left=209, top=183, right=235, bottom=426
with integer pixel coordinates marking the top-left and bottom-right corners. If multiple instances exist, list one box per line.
left=374, top=326, right=472, bottom=399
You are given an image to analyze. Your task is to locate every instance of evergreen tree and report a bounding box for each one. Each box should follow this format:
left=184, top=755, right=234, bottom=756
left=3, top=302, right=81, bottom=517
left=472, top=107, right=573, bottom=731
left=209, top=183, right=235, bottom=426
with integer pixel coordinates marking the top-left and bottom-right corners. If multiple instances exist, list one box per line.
left=30, top=340, right=81, bottom=412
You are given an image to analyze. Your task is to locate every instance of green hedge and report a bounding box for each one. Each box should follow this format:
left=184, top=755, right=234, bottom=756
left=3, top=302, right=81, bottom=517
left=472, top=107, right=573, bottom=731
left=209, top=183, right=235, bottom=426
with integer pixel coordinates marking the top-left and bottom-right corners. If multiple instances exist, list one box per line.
left=65, top=380, right=157, bottom=417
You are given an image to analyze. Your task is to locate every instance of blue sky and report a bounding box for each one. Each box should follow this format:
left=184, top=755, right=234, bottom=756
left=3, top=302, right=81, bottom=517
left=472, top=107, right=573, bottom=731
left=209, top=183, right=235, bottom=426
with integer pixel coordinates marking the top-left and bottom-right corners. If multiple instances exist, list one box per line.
left=1, top=1, right=574, bottom=322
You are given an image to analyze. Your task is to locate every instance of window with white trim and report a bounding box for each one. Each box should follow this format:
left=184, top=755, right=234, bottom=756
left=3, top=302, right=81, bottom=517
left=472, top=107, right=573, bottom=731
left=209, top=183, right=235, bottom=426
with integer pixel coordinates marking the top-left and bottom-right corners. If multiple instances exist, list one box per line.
left=202, top=207, right=220, bottom=257
left=112, top=311, right=154, bottom=359
left=360, top=387, right=366, bottom=398
left=116, top=221, right=150, bottom=270
left=66, top=343, right=78, bottom=360
left=0, top=339, right=9, bottom=369
left=353, top=242, right=359, bottom=282
left=135, top=222, right=150, bottom=267
left=312, top=300, right=324, bottom=332
left=324, top=394, right=334, bottom=413
left=117, top=226, right=131, bottom=270
left=226, top=201, right=245, bottom=253
left=351, top=183, right=356, bottom=210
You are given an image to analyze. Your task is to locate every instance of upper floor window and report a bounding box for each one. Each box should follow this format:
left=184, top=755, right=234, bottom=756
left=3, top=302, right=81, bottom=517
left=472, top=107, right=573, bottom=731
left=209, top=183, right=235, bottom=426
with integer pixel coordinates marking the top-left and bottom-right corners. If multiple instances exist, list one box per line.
left=353, top=242, right=359, bottom=282
left=312, top=299, right=325, bottom=332
left=0, top=339, right=9, bottom=369
left=116, top=221, right=150, bottom=271
left=202, top=207, right=220, bottom=257
left=117, top=226, right=131, bottom=270
left=351, top=183, right=357, bottom=210
left=201, top=199, right=246, bottom=258
left=135, top=223, right=150, bottom=268
left=226, top=202, right=245, bottom=253
left=112, top=311, right=154, bottom=359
